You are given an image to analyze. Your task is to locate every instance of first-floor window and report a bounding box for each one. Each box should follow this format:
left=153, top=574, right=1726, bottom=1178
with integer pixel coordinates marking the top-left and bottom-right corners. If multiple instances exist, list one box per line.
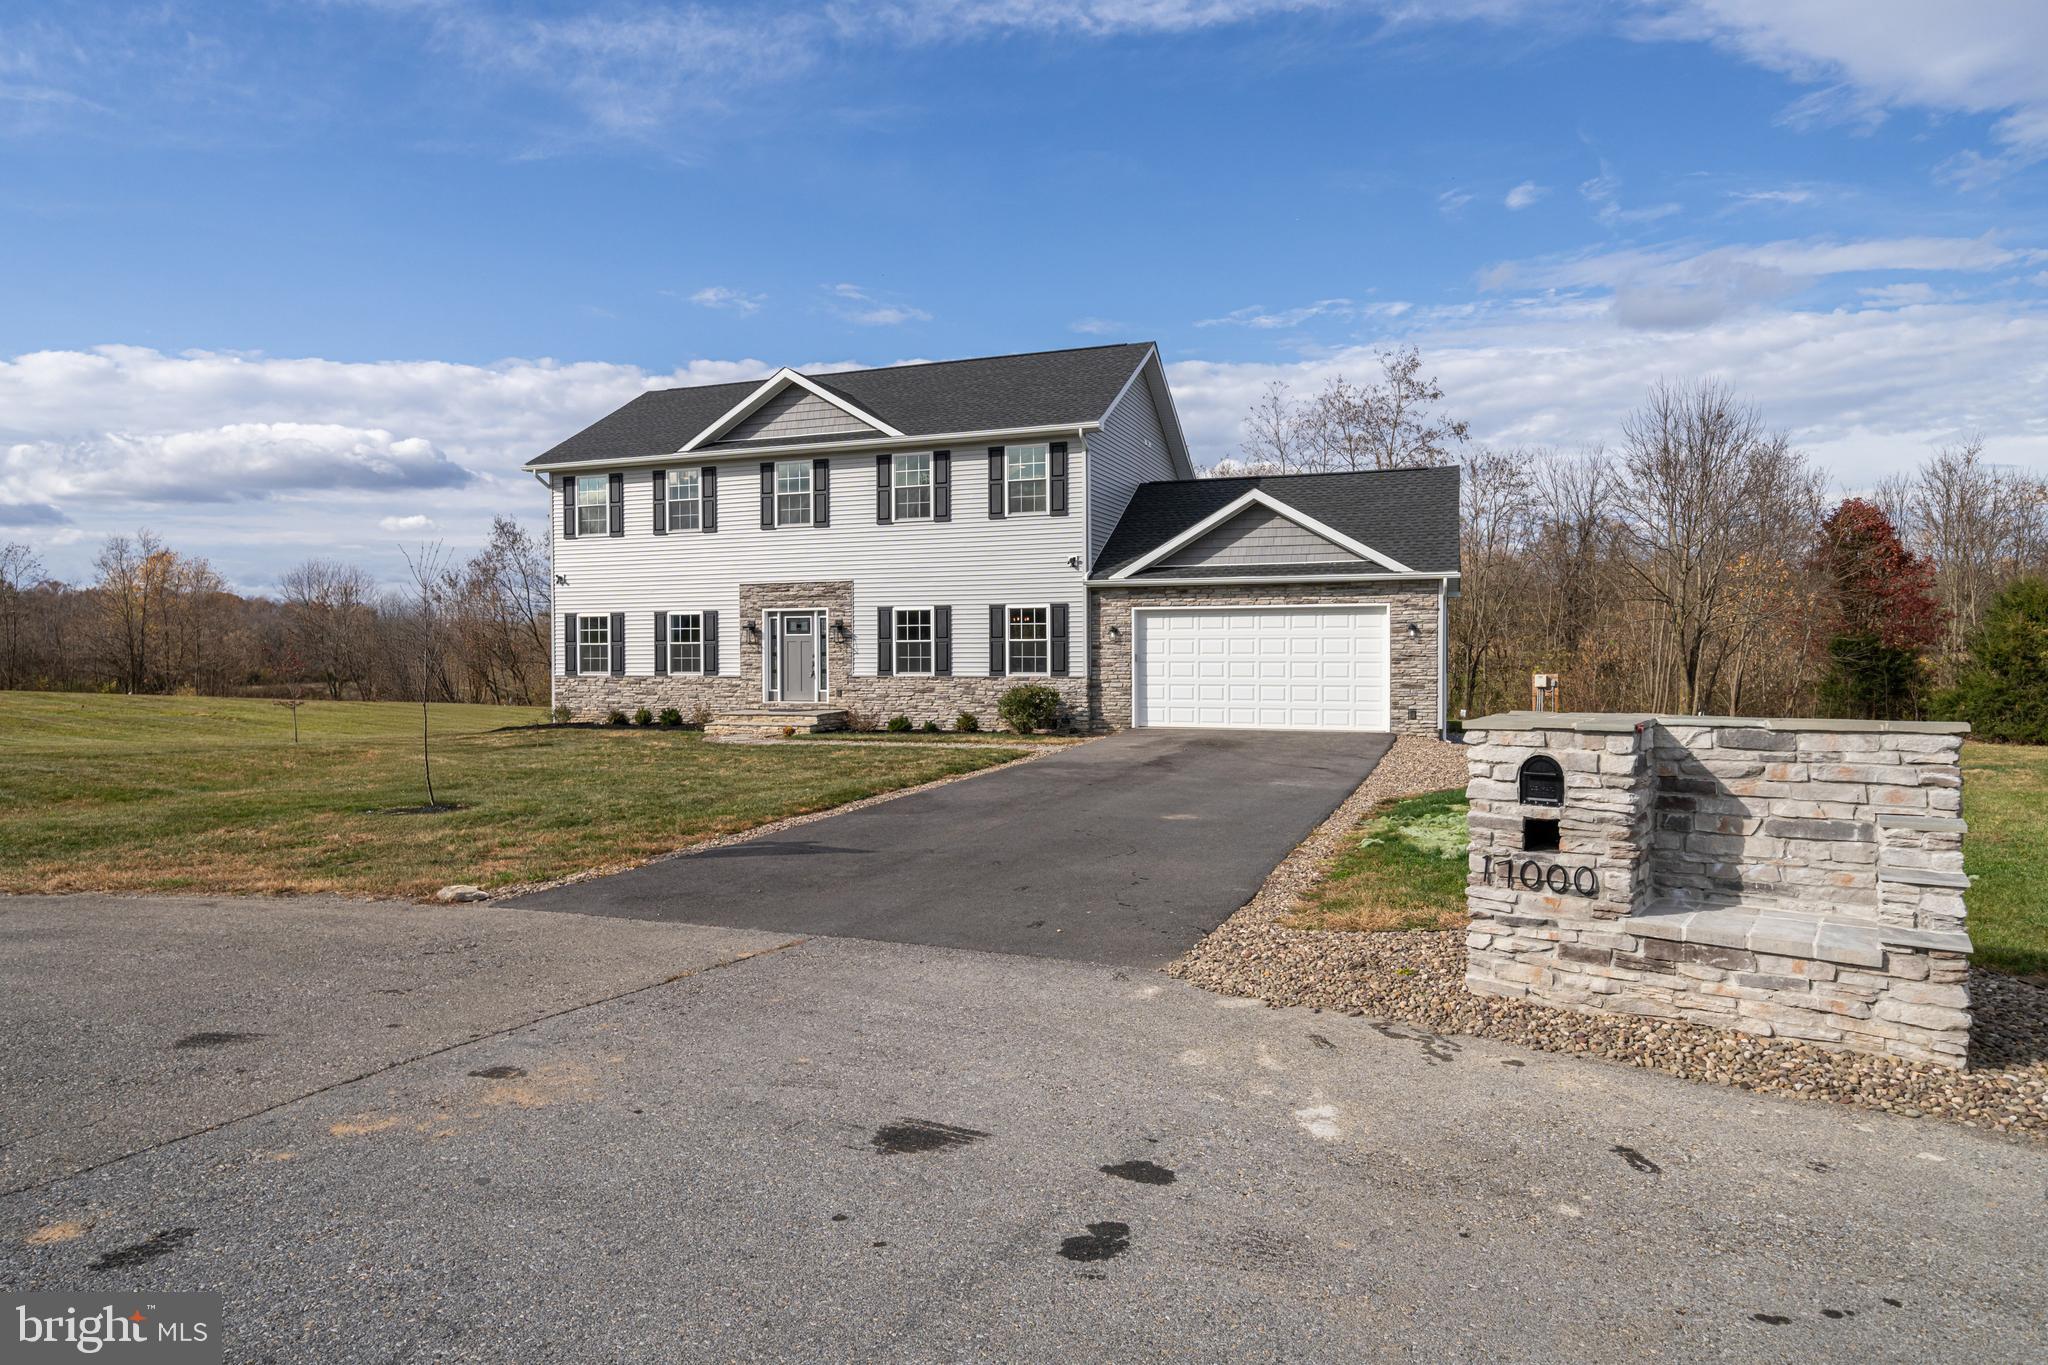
left=775, top=460, right=813, bottom=526
left=667, top=469, right=701, bottom=531
left=575, top=474, right=609, bottom=536
left=667, top=612, right=703, bottom=674
left=893, top=452, right=932, bottom=521
left=894, top=608, right=933, bottom=674
left=1007, top=606, right=1048, bottom=675
left=578, top=614, right=610, bottom=673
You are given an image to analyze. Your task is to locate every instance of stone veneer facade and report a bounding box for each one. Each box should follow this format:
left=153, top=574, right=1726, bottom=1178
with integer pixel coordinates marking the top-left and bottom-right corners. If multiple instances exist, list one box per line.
left=1463, top=713, right=1974, bottom=1069
left=1087, top=580, right=1443, bottom=736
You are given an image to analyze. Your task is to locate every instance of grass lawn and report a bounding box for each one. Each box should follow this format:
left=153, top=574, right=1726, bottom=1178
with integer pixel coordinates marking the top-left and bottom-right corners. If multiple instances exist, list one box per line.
left=0, top=691, right=1024, bottom=899
left=793, top=730, right=1084, bottom=745
left=1281, top=743, right=2047, bottom=978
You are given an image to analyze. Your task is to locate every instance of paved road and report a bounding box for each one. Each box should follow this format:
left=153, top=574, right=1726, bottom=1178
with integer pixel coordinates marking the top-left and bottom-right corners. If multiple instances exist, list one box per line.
left=3, top=895, right=2045, bottom=1363
left=510, top=729, right=1395, bottom=967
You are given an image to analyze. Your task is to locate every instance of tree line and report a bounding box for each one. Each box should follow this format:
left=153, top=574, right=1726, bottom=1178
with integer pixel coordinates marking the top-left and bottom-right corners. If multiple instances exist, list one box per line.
left=0, top=517, right=552, bottom=707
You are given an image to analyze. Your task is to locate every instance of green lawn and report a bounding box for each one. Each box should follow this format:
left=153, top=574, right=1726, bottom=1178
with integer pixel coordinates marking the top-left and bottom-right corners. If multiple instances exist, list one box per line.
left=0, top=692, right=1023, bottom=899
left=1284, top=744, right=2047, bottom=977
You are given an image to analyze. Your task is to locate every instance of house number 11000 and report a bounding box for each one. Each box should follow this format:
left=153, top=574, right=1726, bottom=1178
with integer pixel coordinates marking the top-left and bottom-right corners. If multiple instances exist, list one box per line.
left=1483, top=858, right=1599, bottom=897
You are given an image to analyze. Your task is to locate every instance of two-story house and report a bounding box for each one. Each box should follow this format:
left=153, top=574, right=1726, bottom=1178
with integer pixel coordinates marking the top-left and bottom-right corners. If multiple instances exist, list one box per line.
left=528, top=342, right=1460, bottom=734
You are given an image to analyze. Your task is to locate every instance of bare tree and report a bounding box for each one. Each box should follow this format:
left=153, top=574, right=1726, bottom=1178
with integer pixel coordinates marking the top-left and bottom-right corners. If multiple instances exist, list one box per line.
left=0, top=542, right=45, bottom=689
left=1448, top=446, right=1533, bottom=716
left=1891, top=438, right=2048, bottom=678
left=92, top=530, right=171, bottom=693
left=1234, top=380, right=1302, bottom=473
left=1295, top=347, right=1470, bottom=471
left=281, top=559, right=381, bottom=699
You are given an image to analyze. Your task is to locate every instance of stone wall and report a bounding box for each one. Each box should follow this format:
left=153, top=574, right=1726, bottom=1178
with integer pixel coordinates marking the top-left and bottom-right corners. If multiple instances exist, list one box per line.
left=1088, top=581, right=1442, bottom=735
left=1463, top=713, right=1975, bottom=1069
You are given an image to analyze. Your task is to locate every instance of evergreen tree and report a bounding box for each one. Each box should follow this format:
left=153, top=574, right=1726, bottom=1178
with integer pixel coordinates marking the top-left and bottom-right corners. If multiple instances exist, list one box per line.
left=1940, top=578, right=2048, bottom=743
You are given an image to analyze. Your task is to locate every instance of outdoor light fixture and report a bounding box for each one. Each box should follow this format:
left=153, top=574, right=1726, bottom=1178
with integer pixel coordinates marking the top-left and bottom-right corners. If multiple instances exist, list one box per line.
left=1407, top=621, right=1421, bottom=638
left=554, top=574, right=568, bottom=586
left=1108, top=624, right=1122, bottom=639
left=1067, top=555, right=1081, bottom=570
left=742, top=620, right=761, bottom=640
left=831, top=619, right=850, bottom=640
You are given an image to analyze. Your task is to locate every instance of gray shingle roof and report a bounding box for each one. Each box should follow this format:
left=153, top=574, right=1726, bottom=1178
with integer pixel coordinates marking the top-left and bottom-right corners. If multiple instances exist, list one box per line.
left=528, top=342, right=1155, bottom=467
left=1093, top=466, right=1462, bottom=578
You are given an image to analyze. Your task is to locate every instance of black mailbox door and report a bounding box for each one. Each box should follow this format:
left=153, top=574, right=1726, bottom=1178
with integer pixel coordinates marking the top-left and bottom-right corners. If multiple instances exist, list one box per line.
left=1519, top=755, right=1564, bottom=807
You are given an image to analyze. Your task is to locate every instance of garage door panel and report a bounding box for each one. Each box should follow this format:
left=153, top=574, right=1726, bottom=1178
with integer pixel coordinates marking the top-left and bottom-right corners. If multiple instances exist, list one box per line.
left=1134, top=605, right=1393, bottom=731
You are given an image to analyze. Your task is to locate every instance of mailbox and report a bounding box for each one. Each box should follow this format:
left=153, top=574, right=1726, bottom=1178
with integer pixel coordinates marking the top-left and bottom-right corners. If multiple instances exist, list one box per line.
left=1518, top=754, right=1564, bottom=807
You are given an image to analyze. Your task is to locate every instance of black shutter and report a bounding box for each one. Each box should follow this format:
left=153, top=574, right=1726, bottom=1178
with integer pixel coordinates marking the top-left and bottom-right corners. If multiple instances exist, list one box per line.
left=760, top=462, right=774, bottom=529
left=702, top=611, right=719, bottom=676
left=561, top=476, right=576, bottom=539
left=1050, top=442, right=1069, bottom=516
left=652, top=470, right=667, bottom=534
left=933, top=450, right=951, bottom=522
left=701, top=465, right=718, bottom=532
left=609, top=611, right=626, bottom=675
left=934, top=605, right=952, bottom=676
left=608, top=472, right=624, bottom=537
left=875, top=454, right=893, bottom=524
left=1050, top=602, right=1070, bottom=675
left=876, top=606, right=893, bottom=676
left=813, top=457, right=830, bottom=527
left=988, top=448, right=1005, bottom=519
left=989, top=604, right=1006, bottom=677
left=563, top=613, right=578, bottom=676
left=653, top=611, right=668, bottom=675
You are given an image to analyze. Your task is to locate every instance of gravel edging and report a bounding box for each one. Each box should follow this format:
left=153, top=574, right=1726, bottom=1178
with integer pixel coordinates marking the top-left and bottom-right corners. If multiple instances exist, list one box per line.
left=485, top=743, right=1051, bottom=902
left=1169, top=736, right=2048, bottom=1140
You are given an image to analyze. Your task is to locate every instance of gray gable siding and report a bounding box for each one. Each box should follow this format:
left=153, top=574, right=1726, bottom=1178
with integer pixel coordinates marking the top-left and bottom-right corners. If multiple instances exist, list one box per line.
left=723, top=387, right=877, bottom=444
left=1084, top=366, right=1179, bottom=566
left=1158, top=503, right=1363, bottom=568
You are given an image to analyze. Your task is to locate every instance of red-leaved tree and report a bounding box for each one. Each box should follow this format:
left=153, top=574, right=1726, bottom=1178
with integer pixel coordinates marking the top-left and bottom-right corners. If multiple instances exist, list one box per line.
left=1810, top=499, right=1945, bottom=718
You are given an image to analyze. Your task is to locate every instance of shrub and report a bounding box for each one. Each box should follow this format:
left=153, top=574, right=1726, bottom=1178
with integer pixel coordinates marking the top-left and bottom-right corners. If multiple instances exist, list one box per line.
left=1937, top=577, right=2048, bottom=743
left=886, top=715, right=913, bottom=732
left=657, top=707, right=683, bottom=728
left=688, top=704, right=714, bottom=730
left=954, top=711, right=980, bottom=733
left=842, top=708, right=880, bottom=732
left=998, top=684, right=1061, bottom=734
left=632, top=706, right=655, bottom=727
left=781, top=725, right=796, bottom=738
left=606, top=708, right=628, bottom=727
left=922, top=719, right=941, bottom=733
left=551, top=703, right=572, bottom=725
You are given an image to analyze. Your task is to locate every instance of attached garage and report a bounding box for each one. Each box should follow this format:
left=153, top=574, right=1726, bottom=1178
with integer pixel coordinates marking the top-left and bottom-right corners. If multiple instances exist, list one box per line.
left=1133, top=604, right=1390, bottom=731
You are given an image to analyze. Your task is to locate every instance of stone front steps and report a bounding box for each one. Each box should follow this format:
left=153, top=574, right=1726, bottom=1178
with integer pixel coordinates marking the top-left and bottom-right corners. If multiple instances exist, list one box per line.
left=705, top=707, right=850, bottom=738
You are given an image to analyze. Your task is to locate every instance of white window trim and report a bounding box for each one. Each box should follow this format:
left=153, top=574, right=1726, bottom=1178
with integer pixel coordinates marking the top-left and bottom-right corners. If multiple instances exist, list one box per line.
left=774, top=460, right=814, bottom=527
left=574, top=475, right=609, bottom=537
left=892, top=453, right=934, bottom=522
left=1006, top=603, right=1052, bottom=678
left=1005, top=443, right=1050, bottom=518
left=577, top=614, right=611, bottom=675
left=892, top=606, right=936, bottom=676
left=667, top=470, right=702, bottom=531
left=667, top=610, right=704, bottom=675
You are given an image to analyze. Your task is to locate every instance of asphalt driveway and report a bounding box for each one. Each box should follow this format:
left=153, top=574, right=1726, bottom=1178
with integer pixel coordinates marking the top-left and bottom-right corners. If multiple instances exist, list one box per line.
left=508, top=728, right=1394, bottom=967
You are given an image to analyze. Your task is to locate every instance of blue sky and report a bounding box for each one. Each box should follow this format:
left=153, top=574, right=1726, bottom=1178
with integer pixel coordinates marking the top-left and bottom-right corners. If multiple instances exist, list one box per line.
left=4, top=1, right=2046, bottom=587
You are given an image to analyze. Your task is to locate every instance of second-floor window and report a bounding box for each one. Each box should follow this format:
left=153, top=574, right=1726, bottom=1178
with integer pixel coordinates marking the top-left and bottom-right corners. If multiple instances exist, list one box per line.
left=574, top=474, right=609, bottom=536
left=1006, top=444, right=1049, bottom=516
left=667, top=469, right=701, bottom=531
left=577, top=613, right=610, bottom=674
left=667, top=612, right=703, bottom=674
left=775, top=461, right=812, bottom=527
left=893, top=453, right=932, bottom=521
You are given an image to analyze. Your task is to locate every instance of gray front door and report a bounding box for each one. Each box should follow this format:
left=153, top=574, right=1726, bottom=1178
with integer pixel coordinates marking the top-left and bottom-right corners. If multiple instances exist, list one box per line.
left=779, top=614, right=818, bottom=703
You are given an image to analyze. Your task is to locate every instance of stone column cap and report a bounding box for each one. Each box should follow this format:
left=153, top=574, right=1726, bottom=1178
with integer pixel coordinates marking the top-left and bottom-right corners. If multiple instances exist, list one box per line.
left=1464, top=711, right=1970, bottom=736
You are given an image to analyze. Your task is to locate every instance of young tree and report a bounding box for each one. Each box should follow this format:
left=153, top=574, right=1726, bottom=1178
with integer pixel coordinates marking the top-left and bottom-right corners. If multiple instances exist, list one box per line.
left=1939, top=577, right=2048, bottom=743
left=1810, top=499, right=1945, bottom=719
left=0, top=541, right=45, bottom=690
left=1447, top=445, right=1533, bottom=716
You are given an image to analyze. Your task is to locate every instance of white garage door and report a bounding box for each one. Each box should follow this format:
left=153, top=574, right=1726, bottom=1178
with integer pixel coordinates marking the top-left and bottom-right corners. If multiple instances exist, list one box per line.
left=1133, top=605, right=1391, bottom=731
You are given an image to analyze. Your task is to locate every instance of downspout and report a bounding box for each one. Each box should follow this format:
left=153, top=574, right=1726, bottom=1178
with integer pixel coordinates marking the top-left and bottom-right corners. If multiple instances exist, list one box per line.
left=533, top=470, right=555, bottom=718
left=1438, top=576, right=1449, bottom=740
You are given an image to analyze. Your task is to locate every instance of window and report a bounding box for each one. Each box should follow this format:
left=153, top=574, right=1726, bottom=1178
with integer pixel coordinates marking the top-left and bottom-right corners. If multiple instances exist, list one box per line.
left=1005, top=444, right=1049, bottom=516
left=575, top=474, right=609, bottom=536
left=893, top=453, right=932, bottom=521
left=894, top=609, right=933, bottom=675
left=775, top=460, right=812, bottom=526
left=667, top=611, right=703, bottom=674
left=1007, top=606, right=1049, bottom=675
left=667, top=469, right=701, bottom=531
left=577, top=614, right=610, bottom=674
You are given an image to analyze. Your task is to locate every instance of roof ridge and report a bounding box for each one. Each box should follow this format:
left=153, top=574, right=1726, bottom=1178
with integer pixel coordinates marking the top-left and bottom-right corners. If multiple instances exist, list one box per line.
left=1148, top=465, right=1459, bottom=488
left=797, top=340, right=1153, bottom=384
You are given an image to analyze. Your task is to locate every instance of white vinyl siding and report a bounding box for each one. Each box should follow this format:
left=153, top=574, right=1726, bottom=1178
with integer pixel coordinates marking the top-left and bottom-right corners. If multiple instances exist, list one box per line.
left=893, top=453, right=932, bottom=521
left=574, top=475, right=609, bottom=537
left=1083, top=364, right=1180, bottom=566
left=667, top=469, right=701, bottom=531
left=893, top=608, right=933, bottom=675
left=577, top=614, right=611, bottom=674
left=1134, top=605, right=1390, bottom=731
left=1006, top=444, right=1049, bottom=516
left=774, top=461, right=813, bottom=526
left=667, top=611, right=703, bottom=674
left=552, top=453, right=1086, bottom=677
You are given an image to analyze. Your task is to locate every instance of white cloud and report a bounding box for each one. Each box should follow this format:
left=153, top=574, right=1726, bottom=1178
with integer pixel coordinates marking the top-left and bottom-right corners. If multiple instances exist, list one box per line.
left=688, top=286, right=765, bottom=315
left=1070, top=317, right=1127, bottom=335
left=379, top=514, right=439, bottom=533
left=1437, top=188, right=1474, bottom=216
left=1579, top=166, right=1682, bottom=227
left=824, top=282, right=931, bottom=325
left=1197, top=298, right=1357, bottom=329
left=1504, top=180, right=1548, bottom=210
left=1728, top=187, right=1815, bottom=207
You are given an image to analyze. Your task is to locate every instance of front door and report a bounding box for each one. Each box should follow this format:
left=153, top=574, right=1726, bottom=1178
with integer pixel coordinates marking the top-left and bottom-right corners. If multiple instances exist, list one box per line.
left=778, top=614, right=819, bottom=702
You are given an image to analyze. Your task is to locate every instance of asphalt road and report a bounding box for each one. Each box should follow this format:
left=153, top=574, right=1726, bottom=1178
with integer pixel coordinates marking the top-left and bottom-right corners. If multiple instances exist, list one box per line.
left=3, top=895, right=2045, bottom=1363
left=508, top=728, right=1395, bottom=967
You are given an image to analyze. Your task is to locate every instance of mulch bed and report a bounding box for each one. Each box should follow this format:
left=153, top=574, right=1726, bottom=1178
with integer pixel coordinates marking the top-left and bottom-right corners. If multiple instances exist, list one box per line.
left=1169, top=736, right=2048, bottom=1140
